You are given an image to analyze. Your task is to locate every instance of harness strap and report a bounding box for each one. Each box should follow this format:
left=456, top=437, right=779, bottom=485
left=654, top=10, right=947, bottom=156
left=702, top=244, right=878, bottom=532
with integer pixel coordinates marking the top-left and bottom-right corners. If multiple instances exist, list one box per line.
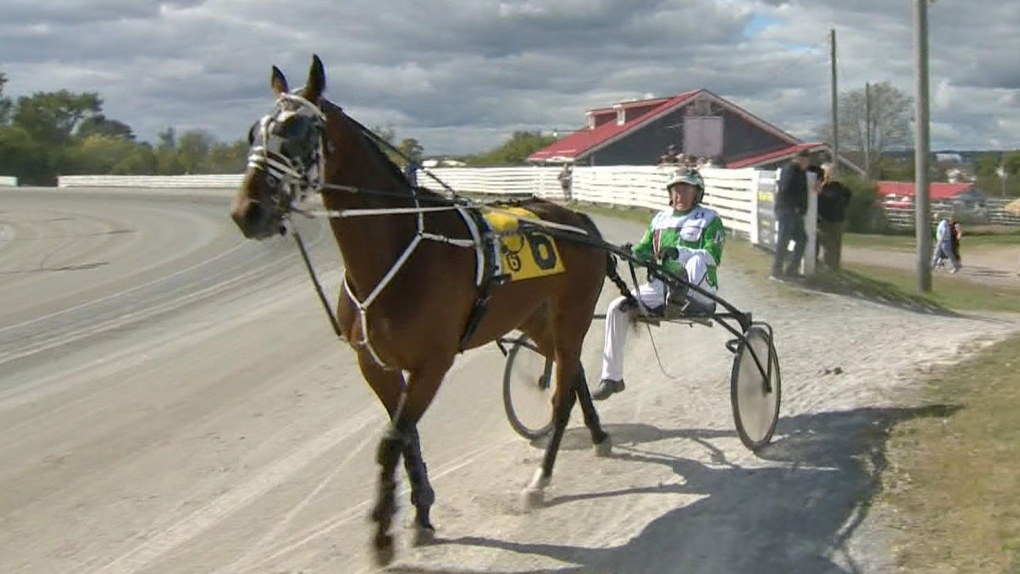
left=293, top=227, right=345, bottom=340
left=342, top=273, right=393, bottom=370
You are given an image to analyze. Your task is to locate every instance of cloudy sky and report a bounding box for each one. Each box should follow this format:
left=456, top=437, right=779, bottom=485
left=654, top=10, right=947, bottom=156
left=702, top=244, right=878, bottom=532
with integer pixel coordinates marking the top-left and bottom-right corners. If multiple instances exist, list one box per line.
left=1, top=0, right=1018, bottom=155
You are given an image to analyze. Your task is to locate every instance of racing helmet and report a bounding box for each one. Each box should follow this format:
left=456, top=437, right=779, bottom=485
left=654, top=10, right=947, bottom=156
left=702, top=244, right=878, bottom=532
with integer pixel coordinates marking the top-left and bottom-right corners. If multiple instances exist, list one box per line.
left=665, top=168, right=705, bottom=203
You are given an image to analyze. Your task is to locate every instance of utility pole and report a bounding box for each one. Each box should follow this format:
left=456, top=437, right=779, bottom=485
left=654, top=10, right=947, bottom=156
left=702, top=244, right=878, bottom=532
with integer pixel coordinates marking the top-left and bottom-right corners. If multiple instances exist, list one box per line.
left=914, top=0, right=932, bottom=292
left=864, top=82, right=872, bottom=179
left=830, top=29, right=839, bottom=172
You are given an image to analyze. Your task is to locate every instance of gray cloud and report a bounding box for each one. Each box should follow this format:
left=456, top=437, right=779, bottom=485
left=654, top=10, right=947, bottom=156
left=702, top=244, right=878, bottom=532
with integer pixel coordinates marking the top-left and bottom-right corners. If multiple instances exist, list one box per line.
left=0, top=0, right=1017, bottom=155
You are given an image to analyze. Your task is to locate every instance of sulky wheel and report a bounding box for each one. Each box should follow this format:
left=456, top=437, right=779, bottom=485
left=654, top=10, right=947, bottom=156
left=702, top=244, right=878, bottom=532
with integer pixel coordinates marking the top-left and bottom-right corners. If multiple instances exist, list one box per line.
left=730, top=325, right=781, bottom=452
left=502, top=333, right=555, bottom=441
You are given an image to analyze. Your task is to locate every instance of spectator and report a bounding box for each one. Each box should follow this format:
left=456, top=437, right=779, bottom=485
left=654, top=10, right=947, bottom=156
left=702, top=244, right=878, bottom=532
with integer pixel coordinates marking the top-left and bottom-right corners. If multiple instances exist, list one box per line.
left=950, top=218, right=963, bottom=265
left=770, top=150, right=816, bottom=279
left=658, top=144, right=678, bottom=165
left=558, top=164, right=573, bottom=200
left=815, top=163, right=853, bottom=271
left=931, top=213, right=960, bottom=273
left=405, top=159, right=420, bottom=188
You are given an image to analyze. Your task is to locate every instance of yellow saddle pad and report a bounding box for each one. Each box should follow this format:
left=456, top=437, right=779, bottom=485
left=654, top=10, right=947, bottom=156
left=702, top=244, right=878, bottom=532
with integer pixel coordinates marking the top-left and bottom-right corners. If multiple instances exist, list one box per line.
left=482, top=206, right=566, bottom=282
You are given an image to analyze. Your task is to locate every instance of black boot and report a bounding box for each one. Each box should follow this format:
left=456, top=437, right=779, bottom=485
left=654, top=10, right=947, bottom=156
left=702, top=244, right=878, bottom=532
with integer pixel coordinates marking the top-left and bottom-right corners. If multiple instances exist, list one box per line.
left=591, top=379, right=625, bottom=401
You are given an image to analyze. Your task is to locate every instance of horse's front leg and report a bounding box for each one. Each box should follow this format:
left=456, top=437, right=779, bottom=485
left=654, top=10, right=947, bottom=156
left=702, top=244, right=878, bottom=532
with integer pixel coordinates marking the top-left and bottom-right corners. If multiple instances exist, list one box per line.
left=371, top=423, right=408, bottom=567
left=401, top=425, right=436, bottom=545
left=355, top=350, right=410, bottom=567
left=366, top=353, right=453, bottom=566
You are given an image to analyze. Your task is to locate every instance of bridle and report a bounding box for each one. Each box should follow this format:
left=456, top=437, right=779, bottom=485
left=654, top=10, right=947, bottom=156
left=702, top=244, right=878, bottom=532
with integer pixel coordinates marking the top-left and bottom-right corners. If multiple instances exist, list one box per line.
left=246, top=91, right=330, bottom=214
left=242, top=90, right=481, bottom=374
left=241, top=90, right=592, bottom=377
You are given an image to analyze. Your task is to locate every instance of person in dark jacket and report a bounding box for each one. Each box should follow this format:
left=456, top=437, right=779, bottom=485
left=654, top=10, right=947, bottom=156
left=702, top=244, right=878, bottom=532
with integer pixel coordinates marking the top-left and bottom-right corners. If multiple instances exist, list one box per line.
left=815, top=163, right=853, bottom=271
left=771, top=150, right=816, bottom=279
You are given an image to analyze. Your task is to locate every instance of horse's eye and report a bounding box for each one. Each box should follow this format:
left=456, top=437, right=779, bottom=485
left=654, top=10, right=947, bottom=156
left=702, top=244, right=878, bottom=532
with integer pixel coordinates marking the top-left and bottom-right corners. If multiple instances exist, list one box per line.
left=280, top=118, right=311, bottom=140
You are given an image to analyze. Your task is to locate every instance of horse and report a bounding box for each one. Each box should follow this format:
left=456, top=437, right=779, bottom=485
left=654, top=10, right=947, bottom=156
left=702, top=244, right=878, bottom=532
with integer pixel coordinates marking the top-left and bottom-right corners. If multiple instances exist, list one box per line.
left=229, top=54, right=630, bottom=567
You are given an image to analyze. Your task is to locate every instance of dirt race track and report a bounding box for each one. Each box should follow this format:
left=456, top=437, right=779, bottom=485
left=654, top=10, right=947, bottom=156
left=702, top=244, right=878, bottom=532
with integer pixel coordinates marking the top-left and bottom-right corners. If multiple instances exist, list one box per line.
left=2, top=188, right=1019, bottom=574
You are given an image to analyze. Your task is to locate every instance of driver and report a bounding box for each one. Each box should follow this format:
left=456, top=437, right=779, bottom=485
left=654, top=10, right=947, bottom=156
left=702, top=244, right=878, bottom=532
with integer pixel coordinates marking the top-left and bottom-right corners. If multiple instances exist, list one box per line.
left=592, top=168, right=726, bottom=401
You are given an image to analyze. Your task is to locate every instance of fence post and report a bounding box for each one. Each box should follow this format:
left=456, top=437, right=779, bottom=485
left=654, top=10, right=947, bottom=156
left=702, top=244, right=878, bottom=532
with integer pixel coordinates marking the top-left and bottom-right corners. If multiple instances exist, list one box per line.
left=802, top=171, right=818, bottom=276
left=748, top=170, right=761, bottom=246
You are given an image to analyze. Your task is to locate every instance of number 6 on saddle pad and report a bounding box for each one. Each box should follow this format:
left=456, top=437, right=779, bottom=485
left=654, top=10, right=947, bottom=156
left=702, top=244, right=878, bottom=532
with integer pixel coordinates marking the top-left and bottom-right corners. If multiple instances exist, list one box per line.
left=484, top=207, right=567, bottom=282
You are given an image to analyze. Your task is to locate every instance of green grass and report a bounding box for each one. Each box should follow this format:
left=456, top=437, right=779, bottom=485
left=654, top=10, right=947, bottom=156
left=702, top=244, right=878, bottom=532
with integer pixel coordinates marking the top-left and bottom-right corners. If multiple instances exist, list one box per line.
left=879, top=333, right=1020, bottom=574
left=809, top=263, right=1020, bottom=314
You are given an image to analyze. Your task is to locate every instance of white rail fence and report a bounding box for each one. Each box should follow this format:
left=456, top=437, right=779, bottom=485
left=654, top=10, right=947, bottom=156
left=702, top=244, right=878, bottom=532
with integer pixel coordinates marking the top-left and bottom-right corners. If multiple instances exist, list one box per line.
left=57, top=167, right=775, bottom=241
left=56, top=166, right=813, bottom=272
left=58, top=174, right=243, bottom=188
left=414, top=166, right=774, bottom=243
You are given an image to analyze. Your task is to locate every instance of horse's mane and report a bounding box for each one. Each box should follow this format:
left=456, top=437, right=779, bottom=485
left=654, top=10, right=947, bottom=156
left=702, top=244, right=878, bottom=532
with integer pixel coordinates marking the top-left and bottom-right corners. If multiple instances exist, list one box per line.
left=320, top=98, right=445, bottom=202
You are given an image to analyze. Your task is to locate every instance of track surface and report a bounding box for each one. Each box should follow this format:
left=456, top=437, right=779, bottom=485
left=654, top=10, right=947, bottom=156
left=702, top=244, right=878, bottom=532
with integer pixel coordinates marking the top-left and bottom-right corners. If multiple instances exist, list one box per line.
left=1, top=188, right=1018, bottom=574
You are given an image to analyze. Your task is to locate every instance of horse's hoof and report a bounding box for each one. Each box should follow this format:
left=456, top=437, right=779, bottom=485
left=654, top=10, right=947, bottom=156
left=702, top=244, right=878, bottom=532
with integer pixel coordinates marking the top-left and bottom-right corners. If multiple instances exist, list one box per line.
left=594, top=435, right=613, bottom=457
left=521, top=487, right=545, bottom=511
left=372, top=534, right=395, bottom=567
left=410, top=524, right=436, bottom=547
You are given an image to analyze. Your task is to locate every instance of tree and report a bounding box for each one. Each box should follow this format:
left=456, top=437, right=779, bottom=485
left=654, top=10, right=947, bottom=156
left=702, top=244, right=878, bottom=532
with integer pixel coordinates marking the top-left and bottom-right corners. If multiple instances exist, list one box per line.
left=154, top=126, right=183, bottom=174
left=63, top=134, right=138, bottom=174
left=817, top=81, right=912, bottom=179
left=157, top=126, right=177, bottom=150
left=468, top=130, right=557, bottom=166
left=0, top=125, right=50, bottom=183
left=176, top=129, right=216, bottom=173
left=12, top=90, right=103, bottom=147
left=111, top=144, right=157, bottom=175
left=396, top=137, right=424, bottom=165
left=76, top=114, right=135, bottom=141
left=206, top=140, right=248, bottom=173
left=0, top=67, right=11, bottom=124
left=371, top=125, right=396, bottom=145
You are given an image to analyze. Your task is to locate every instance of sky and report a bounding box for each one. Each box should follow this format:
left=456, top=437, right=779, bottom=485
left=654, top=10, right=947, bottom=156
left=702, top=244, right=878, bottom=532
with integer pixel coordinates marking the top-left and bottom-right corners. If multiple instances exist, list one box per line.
left=1, top=0, right=1018, bottom=156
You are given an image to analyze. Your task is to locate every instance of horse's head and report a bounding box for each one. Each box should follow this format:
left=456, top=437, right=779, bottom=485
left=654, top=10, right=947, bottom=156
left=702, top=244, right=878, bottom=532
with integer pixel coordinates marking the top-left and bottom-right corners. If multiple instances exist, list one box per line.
left=231, top=55, right=330, bottom=240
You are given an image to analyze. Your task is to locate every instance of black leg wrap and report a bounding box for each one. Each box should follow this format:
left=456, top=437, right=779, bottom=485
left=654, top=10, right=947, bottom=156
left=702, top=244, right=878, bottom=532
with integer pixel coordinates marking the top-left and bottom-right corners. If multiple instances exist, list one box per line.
left=376, top=427, right=409, bottom=466
left=402, top=429, right=436, bottom=508
left=574, top=368, right=608, bottom=444
left=371, top=426, right=407, bottom=525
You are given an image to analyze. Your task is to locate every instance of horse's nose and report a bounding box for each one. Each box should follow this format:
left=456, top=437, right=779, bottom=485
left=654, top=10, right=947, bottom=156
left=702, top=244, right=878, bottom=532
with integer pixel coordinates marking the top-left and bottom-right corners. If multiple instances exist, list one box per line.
left=230, top=197, right=264, bottom=238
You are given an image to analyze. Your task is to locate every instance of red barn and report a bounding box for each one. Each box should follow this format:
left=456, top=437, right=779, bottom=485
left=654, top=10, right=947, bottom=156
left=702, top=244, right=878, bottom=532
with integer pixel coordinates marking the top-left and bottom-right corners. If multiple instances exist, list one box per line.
left=528, top=89, right=862, bottom=173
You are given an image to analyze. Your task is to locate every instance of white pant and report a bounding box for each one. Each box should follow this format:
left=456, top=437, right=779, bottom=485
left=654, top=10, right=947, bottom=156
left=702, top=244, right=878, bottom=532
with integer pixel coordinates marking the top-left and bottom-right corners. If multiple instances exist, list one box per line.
left=600, top=257, right=715, bottom=381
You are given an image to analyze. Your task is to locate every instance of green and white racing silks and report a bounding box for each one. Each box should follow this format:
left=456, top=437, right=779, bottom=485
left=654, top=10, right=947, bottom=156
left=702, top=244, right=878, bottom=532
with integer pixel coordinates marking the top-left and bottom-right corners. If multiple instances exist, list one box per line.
left=630, top=205, right=726, bottom=287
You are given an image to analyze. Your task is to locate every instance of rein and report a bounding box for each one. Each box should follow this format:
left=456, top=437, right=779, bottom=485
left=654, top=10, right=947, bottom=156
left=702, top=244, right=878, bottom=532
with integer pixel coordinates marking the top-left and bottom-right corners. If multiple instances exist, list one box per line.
left=253, top=92, right=748, bottom=379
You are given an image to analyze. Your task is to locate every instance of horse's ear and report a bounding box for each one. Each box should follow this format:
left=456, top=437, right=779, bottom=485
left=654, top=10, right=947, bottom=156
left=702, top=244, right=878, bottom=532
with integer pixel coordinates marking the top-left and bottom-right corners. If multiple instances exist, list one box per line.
left=306, top=54, right=325, bottom=102
left=271, top=65, right=288, bottom=96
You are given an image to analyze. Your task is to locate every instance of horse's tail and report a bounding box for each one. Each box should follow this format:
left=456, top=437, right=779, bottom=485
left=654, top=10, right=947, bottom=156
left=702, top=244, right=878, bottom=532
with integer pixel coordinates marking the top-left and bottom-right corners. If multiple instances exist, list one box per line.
left=604, top=252, right=634, bottom=303
left=572, top=212, right=637, bottom=307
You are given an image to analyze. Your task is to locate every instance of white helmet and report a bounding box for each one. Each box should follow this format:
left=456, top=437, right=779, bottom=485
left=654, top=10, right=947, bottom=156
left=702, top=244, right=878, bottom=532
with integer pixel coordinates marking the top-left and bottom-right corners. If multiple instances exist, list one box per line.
left=665, top=168, right=705, bottom=203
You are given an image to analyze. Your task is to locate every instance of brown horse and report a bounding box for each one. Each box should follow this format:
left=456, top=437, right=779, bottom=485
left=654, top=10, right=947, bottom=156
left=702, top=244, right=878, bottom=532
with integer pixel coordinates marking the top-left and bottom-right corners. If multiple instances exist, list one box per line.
left=230, top=54, right=626, bottom=567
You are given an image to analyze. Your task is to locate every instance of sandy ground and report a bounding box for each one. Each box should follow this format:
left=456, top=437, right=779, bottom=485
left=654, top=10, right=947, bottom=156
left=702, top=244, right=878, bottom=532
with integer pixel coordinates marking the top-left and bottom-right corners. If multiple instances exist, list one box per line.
left=2, top=189, right=1019, bottom=574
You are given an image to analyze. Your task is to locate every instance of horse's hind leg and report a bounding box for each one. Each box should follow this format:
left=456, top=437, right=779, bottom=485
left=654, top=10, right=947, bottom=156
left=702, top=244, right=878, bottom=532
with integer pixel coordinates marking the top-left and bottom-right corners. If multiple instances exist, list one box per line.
left=521, top=296, right=611, bottom=509
left=522, top=340, right=580, bottom=509
left=519, top=316, right=607, bottom=452
left=574, top=366, right=611, bottom=456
